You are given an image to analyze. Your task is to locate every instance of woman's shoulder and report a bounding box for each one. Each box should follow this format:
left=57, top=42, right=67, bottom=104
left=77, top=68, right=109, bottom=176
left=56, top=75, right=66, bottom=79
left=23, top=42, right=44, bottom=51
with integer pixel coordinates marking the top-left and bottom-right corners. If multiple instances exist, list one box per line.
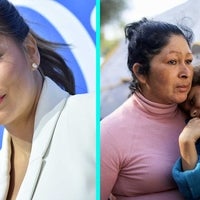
left=68, top=92, right=95, bottom=104
left=101, top=97, right=138, bottom=148
left=101, top=96, right=135, bottom=129
left=54, top=92, right=95, bottom=149
left=61, top=92, right=95, bottom=128
left=66, top=93, right=95, bottom=115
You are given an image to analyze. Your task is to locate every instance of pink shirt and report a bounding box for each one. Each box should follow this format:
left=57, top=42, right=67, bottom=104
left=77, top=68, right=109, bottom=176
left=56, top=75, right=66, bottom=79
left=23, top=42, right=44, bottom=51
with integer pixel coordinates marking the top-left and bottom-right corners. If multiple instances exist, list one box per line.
left=101, top=92, right=186, bottom=200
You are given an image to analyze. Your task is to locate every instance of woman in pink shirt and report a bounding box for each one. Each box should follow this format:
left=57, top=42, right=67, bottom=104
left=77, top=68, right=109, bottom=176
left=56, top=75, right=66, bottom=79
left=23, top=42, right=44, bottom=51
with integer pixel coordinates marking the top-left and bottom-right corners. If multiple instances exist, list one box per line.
left=101, top=18, right=194, bottom=200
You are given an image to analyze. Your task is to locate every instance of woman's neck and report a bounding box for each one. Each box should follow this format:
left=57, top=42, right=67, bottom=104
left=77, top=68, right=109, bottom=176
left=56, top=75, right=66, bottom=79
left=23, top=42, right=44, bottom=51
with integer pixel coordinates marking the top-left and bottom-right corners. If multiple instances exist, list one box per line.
left=11, top=134, right=32, bottom=154
left=5, top=70, right=43, bottom=143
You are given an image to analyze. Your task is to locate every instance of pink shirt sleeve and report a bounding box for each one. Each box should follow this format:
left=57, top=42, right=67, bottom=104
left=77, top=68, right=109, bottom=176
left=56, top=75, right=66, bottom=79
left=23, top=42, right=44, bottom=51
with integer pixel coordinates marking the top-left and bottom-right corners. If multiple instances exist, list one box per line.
left=101, top=123, right=121, bottom=200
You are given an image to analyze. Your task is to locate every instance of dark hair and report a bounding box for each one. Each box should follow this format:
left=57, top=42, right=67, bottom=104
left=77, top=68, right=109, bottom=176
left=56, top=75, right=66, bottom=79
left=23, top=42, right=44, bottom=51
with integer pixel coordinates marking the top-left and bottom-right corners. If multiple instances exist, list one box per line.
left=124, top=17, right=194, bottom=93
left=0, top=0, right=75, bottom=94
left=192, top=65, right=200, bottom=86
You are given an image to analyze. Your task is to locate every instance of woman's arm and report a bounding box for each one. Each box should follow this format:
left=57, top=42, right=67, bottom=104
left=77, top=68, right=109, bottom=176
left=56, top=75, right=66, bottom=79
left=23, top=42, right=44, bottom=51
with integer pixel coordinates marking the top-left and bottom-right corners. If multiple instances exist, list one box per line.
left=101, top=125, right=120, bottom=200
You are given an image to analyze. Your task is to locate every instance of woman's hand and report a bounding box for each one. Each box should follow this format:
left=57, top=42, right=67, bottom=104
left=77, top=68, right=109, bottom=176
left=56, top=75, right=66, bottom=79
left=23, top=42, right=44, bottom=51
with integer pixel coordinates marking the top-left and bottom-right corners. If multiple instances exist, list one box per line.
left=179, top=118, right=200, bottom=170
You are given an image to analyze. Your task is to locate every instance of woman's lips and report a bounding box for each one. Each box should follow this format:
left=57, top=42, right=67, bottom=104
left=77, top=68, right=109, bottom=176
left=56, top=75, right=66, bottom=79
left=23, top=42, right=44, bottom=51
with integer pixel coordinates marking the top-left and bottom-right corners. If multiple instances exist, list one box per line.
left=177, top=85, right=190, bottom=92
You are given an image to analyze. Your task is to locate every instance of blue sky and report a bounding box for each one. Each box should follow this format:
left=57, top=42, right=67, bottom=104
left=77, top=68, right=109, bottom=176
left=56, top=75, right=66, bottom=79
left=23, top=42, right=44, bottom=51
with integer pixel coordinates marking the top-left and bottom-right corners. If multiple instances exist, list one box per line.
left=124, top=0, right=188, bottom=22
left=104, top=0, right=188, bottom=40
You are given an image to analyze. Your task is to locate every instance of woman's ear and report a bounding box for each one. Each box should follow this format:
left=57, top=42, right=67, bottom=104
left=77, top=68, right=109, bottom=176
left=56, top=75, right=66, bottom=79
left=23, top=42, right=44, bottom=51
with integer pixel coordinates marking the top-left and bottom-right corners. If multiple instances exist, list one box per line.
left=132, top=63, right=147, bottom=84
left=23, top=33, right=40, bottom=65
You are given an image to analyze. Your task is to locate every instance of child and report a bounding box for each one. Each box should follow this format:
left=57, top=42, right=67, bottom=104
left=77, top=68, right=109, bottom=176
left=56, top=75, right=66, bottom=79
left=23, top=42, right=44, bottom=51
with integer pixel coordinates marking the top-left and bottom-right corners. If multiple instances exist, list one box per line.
left=173, top=65, right=200, bottom=200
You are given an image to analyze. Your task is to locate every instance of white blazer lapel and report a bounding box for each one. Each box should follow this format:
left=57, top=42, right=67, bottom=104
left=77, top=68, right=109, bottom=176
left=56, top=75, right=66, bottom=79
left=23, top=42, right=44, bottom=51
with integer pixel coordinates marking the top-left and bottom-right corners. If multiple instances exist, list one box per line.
left=0, top=131, right=11, bottom=200
left=16, top=77, right=69, bottom=199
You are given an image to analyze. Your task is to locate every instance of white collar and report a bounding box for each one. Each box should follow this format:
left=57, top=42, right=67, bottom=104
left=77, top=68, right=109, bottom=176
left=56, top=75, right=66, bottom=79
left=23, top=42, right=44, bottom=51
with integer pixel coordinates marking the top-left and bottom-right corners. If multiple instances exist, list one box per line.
left=0, top=77, right=69, bottom=199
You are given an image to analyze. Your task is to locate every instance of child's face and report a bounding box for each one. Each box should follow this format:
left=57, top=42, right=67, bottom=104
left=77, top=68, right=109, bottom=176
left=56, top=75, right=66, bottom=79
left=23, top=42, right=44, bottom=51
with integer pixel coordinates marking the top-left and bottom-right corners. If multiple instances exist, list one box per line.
left=180, top=85, right=200, bottom=118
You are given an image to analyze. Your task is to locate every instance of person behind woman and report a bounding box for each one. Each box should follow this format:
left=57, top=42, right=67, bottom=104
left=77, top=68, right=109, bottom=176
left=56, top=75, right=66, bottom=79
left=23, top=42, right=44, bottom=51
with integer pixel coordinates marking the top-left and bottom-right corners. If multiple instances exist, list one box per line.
left=101, top=17, right=194, bottom=200
left=0, top=0, right=95, bottom=199
left=173, top=65, right=200, bottom=200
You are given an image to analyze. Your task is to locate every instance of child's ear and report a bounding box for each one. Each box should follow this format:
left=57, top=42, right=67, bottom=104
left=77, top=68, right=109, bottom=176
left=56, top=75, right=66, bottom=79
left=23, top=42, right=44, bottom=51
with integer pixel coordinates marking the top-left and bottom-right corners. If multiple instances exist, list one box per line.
left=23, top=33, right=40, bottom=65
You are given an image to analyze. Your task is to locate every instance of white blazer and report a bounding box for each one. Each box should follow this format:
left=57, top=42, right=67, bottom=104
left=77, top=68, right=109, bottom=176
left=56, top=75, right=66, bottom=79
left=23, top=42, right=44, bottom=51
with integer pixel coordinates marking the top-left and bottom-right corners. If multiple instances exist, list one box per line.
left=0, top=77, right=96, bottom=200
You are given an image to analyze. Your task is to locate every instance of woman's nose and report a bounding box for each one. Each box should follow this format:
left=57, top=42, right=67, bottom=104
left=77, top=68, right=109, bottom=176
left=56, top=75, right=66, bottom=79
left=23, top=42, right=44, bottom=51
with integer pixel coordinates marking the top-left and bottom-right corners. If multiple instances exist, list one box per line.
left=179, top=65, right=193, bottom=79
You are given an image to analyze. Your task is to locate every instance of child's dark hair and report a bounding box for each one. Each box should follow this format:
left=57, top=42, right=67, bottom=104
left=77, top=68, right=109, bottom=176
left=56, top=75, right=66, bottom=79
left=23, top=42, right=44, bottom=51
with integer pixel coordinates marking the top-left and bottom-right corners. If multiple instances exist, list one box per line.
left=192, top=65, right=200, bottom=86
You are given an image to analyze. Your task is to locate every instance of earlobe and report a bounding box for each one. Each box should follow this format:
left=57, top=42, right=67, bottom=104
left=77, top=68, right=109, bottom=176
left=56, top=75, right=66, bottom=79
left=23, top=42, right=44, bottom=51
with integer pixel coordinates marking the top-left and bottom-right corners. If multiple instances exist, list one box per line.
left=132, top=63, right=147, bottom=84
left=23, top=33, right=40, bottom=65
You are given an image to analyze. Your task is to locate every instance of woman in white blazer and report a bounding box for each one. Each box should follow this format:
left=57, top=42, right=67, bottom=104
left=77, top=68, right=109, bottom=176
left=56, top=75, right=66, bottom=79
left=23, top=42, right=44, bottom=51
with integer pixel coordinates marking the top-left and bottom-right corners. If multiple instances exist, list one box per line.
left=0, top=1, right=95, bottom=199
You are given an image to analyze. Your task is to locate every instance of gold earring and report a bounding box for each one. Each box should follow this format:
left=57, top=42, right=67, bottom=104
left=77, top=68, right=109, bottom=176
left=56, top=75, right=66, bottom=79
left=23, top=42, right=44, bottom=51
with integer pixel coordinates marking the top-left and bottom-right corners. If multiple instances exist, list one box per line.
left=32, top=63, right=38, bottom=71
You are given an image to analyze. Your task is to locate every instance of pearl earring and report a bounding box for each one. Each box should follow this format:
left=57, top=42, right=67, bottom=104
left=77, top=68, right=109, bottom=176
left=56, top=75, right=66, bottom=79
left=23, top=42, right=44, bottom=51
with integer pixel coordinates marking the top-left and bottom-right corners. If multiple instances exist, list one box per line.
left=32, top=63, right=38, bottom=71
